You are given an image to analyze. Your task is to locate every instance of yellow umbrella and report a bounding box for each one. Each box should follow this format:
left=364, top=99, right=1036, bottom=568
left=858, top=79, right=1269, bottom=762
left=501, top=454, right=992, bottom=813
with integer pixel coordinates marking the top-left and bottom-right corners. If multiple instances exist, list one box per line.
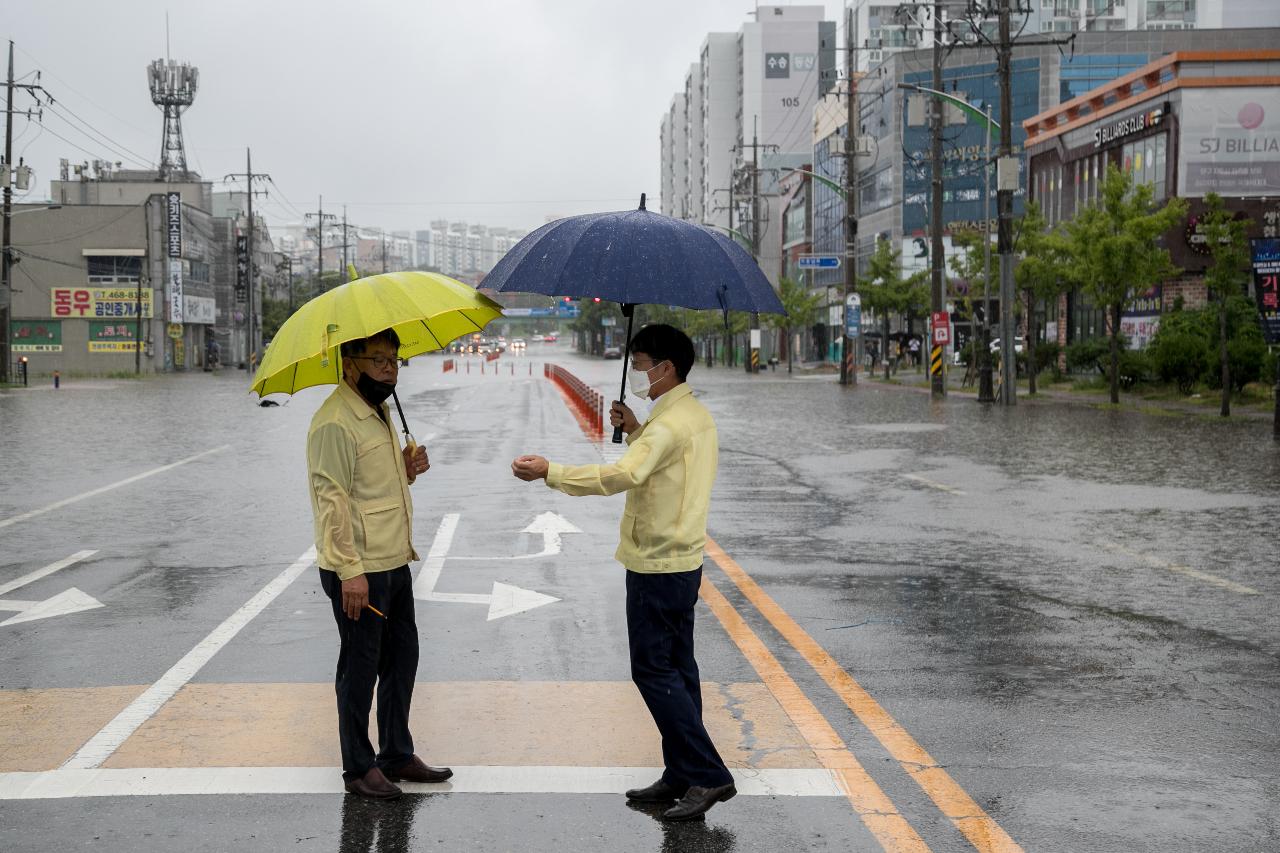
left=251, top=270, right=502, bottom=398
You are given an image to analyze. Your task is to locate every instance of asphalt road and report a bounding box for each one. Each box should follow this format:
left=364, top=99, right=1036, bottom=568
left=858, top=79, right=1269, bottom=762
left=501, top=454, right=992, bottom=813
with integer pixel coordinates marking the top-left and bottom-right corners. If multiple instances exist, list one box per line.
left=1, top=343, right=1276, bottom=852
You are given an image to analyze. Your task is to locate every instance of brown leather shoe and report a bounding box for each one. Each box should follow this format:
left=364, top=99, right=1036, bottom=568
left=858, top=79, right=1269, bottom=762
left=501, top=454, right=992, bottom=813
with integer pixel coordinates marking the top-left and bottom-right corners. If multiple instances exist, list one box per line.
left=384, top=755, right=453, bottom=784
left=344, top=767, right=402, bottom=800
left=662, top=782, right=736, bottom=821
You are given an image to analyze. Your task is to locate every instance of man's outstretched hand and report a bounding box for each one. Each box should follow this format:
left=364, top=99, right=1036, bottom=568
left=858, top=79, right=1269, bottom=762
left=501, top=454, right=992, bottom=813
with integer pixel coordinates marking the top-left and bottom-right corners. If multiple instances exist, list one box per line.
left=511, top=455, right=549, bottom=482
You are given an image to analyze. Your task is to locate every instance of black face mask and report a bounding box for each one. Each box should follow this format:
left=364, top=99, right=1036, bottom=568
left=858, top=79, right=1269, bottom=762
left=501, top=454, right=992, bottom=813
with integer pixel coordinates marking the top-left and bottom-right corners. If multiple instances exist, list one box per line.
left=355, top=371, right=396, bottom=407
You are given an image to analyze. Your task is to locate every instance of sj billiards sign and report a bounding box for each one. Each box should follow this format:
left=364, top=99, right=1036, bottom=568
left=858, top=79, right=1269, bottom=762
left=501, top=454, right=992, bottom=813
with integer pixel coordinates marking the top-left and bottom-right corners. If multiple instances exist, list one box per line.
left=1094, top=103, right=1168, bottom=149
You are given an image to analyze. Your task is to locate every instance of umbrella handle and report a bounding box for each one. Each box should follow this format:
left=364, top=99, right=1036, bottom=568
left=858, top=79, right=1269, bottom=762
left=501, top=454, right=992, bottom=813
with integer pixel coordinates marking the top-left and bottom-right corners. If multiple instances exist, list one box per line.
left=612, top=306, right=636, bottom=444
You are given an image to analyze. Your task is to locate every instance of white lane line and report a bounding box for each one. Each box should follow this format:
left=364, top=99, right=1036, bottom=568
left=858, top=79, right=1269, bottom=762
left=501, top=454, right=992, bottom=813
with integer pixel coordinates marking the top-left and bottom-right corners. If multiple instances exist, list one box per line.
left=62, top=546, right=317, bottom=770
left=0, top=766, right=843, bottom=799
left=1101, top=542, right=1260, bottom=596
left=901, top=473, right=967, bottom=495
left=412, top=513, right=460, bottom=599
left=0, top=550, right=97, bottom=597
left=0, top=446, right=232, bottom=530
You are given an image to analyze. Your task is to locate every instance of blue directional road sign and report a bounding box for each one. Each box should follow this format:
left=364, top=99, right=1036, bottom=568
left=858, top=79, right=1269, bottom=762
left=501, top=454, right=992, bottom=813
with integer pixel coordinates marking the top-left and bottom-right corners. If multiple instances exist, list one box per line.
left=798, top=255, right=841, bottom=270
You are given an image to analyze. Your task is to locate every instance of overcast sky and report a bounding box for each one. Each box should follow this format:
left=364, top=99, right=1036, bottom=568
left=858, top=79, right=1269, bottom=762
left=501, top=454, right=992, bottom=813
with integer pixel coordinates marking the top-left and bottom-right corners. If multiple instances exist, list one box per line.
left=5, top=1, right=844, bottom=233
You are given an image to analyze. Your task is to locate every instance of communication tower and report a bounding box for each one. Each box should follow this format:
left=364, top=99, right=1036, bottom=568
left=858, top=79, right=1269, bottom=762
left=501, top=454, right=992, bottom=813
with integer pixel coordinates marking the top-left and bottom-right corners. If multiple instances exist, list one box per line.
left=147, top=58, right=198, bottom=181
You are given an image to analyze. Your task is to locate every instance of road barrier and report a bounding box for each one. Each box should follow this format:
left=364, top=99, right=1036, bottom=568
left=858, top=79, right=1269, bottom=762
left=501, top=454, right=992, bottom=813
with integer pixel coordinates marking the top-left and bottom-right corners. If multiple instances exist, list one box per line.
left=443, top=358, right=455, bottom=373
left=544, top=364, right=604, bottom=437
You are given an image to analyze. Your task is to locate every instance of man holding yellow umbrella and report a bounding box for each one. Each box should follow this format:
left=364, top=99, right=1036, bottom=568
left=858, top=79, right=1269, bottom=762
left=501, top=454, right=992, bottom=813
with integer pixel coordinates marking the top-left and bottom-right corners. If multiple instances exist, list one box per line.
left=252, top=271, right=502, bottom=799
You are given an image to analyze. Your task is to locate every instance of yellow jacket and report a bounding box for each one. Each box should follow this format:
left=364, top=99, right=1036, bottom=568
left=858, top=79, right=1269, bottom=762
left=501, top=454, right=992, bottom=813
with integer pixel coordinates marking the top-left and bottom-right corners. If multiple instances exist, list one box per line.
left=546, top=383, right=717, bottom=573
left=307, top=381, right=418, bottom=580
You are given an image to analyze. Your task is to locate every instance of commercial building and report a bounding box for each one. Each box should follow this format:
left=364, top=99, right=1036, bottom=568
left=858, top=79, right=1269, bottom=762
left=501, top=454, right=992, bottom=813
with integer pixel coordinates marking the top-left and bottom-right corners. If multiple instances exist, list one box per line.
left=661, top=5, right=836, bottom=289
left=1023, top=49, right=1280, bottom=348
left=806, top=25, right=1279, bottom=364
left=8, top=178, right=237, bottom=375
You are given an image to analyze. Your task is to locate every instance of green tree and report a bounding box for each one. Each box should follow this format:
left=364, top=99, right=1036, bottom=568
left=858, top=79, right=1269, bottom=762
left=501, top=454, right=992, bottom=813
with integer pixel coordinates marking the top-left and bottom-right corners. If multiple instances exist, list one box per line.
left=766, top=277, right=823, bottom=373
left=1059, top=164, right=1188, bottom=403
left=261, top=297, right=292, bottom=341
left=863, top=238, right=928, bottom=379
left=948, top=228, right=993, bottom=379
left=1015, top=201, right=1072, bottom=394
left=1199, top=192, right=1252, bottom=416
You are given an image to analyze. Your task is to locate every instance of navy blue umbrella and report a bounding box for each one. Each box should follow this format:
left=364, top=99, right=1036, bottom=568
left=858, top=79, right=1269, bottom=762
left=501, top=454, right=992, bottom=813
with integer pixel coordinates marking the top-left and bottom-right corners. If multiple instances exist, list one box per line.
left=487, top=194, right=783, bottom=442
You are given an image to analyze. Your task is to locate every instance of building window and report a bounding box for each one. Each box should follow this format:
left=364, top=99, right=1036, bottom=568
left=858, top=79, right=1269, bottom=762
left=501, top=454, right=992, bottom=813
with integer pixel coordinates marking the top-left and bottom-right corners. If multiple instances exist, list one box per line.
left=86, top=255, right=141, bottom=284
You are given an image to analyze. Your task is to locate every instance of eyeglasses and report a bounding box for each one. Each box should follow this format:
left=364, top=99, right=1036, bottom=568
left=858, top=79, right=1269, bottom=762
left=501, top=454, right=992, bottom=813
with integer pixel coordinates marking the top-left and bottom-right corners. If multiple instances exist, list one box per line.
left=630, top=359, right=662, bottom=371
left=350, top=355, right=399, bottom=370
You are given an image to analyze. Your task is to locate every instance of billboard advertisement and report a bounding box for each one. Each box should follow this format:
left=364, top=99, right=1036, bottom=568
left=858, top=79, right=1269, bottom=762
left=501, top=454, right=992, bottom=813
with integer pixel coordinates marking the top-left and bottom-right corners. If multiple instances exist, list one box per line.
left=11, top=320, right=62, bottom=352
left=51, top=287, right=154, bottom=319
left=1179, top=87, right=1280, bottom=197
left=88, top=321, right=139, bottom=353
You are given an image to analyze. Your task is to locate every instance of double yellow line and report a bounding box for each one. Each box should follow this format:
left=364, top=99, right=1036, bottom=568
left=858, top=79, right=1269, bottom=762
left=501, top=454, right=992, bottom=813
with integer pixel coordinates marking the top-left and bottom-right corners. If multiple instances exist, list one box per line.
left=702, top=538, right=1023, bottom=853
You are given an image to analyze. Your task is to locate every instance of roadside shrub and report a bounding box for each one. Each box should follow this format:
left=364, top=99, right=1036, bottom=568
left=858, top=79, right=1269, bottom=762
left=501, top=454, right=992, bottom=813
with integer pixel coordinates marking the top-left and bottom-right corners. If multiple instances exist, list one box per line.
left=1065, top=338, right=1110, bottom=374
left=1033, top=341, right=1062, bottom=379
left=1117, top=349, right=1152, bottom=390
left=1148, top=326, right=1210, bottom=394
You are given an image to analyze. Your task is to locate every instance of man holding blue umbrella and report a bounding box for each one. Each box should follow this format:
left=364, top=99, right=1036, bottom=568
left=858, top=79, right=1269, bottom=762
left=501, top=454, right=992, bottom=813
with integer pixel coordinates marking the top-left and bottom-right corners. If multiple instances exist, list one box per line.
left=511, top=324, right=736, bottom=821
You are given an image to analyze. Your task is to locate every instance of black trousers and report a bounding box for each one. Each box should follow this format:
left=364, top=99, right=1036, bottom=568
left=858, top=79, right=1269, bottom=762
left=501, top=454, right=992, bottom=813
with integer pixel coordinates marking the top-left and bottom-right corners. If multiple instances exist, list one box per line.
left=320, top=565, right=418, bottom=780
left=626, top=566, right=733, bottom=789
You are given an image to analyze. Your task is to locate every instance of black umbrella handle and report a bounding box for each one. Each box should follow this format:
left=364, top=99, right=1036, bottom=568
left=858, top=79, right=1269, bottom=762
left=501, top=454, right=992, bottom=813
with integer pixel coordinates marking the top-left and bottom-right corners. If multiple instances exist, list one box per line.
left=612, top=305, right=636, bottom=444
left=391, top=389, right=414, bottom=450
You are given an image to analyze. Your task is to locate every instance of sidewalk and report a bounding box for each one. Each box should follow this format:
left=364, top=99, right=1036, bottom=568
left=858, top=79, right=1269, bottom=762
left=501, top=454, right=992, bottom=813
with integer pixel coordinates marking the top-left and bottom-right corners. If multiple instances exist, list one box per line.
left=856, top=364, right=1277, bottom=422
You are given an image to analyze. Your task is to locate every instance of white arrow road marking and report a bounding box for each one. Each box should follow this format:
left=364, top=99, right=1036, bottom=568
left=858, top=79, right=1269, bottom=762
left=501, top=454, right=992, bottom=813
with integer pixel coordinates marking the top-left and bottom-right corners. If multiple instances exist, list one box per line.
left=0, top=551, right=103, bottom=627
left=413, top=514, right=559, bottom=619
left=450, top=511, right=582, bottom=561
left=0, top=588, right=104, bottom=627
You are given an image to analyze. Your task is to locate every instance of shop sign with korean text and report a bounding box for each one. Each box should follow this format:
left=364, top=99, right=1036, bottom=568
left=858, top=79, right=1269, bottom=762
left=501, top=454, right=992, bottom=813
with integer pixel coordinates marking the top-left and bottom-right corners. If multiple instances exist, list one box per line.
left=88, top=321, right=139, bottom=353
left=11, top=320, right=62, bottom=352
left=51, top=287, right=154, bottom=318
left=235, top=236, right=249, bottom=304
left=168, top=259, right=184, bottom=323
left=166, top=192, right=182, bottom=258
left=1252, top=238, right=1280, bottom=343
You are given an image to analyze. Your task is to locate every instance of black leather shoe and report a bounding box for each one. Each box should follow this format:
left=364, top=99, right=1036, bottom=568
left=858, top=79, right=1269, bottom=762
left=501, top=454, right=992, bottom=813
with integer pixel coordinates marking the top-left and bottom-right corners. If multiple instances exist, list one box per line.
left=662, top=783, right=736, bottom=821
left=344, top=767, right=402, bottom=800
left=384, top=755, right=453, bottom=783
left=625, top=778, right=687, bottom=802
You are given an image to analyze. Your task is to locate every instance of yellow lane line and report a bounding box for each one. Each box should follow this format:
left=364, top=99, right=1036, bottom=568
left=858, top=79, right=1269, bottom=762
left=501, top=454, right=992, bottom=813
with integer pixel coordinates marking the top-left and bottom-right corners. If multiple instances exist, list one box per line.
left=706, top=538, right=1024, bottom=853
left=699, top=576, right=931, bottom=853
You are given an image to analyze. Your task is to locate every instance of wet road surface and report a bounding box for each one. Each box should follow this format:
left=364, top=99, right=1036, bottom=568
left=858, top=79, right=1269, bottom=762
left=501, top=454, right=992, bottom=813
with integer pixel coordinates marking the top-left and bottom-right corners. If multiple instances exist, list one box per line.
left=1, top=344, right=1276, bottom=852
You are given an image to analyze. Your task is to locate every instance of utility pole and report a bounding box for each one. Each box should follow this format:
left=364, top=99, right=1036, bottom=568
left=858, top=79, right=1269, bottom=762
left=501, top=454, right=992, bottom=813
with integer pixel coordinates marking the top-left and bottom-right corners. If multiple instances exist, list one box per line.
left=225, top=148, right=270, bottom=372
left=996, top=0, right=1016, bottom=405
left=381, top=230, right=388, bottom=274
left=928, top=1, right=946, bottom=398
left=978, top=102, right=996, bottom=403
left=840, top=5, right=858, bottom=387
left=737, top=120, right=777, bottom=375
left=1, top=42, right=45, bottom=385
left=306, top=196, right=335, bottom=294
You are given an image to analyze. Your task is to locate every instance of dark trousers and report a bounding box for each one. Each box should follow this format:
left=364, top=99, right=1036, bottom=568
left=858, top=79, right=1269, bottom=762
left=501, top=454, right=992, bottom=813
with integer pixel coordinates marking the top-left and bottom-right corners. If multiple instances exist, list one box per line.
left=626, top=567, right=733, bottom=789
left=320, top=565, right=418, bottom=780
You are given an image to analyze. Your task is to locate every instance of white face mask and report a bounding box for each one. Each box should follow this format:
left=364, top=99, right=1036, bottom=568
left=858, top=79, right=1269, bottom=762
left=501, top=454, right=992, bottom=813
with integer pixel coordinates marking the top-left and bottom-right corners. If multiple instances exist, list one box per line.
left=628, top=361, right=664, bottom=399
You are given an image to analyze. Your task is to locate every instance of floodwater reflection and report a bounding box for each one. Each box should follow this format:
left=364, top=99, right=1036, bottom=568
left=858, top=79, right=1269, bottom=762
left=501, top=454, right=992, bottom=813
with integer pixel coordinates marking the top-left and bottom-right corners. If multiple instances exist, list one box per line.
left=625, top=800, right=737, bottom=853
left=338, top=793, right=424, bottom=853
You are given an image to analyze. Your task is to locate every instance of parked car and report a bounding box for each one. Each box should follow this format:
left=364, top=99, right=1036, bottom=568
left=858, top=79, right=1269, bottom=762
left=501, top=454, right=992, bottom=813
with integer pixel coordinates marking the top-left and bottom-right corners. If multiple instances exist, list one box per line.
left=603, top=345, right=622, bottom=359
left=531, top=334, right=545, bottom=343
left=543, top=333, right=558, bottom=343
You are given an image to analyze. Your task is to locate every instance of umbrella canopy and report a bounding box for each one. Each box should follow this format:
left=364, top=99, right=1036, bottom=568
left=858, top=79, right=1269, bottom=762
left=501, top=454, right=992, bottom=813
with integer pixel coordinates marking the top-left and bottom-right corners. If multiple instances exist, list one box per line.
left=251, top=270, right=501, bottom=398
left=485, top=196, right=783, bottom=316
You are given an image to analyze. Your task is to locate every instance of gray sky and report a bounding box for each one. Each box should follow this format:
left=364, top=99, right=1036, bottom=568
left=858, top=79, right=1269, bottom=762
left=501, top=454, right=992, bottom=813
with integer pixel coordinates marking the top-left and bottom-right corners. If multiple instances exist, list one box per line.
left=6, top=1, right=843, bottom=233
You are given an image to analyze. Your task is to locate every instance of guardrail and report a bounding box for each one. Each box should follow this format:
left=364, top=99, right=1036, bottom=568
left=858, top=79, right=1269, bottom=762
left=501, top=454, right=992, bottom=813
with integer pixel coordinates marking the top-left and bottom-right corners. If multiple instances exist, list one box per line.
left=544, top=363, right=604, bottom=437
